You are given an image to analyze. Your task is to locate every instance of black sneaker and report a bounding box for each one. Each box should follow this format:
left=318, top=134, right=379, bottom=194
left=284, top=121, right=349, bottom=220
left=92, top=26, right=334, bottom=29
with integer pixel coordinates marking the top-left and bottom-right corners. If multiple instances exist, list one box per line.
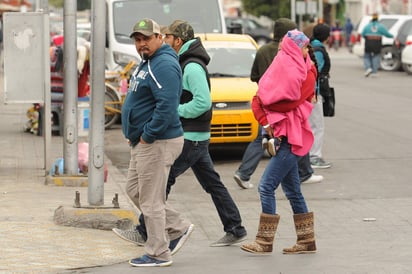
left=169, top=224, right=195, bottom=255
left=310, top=157, right=332, bottom=169
left=129, top=254, right=172, bottom=267
left=210, top=233, right=247, bottom=247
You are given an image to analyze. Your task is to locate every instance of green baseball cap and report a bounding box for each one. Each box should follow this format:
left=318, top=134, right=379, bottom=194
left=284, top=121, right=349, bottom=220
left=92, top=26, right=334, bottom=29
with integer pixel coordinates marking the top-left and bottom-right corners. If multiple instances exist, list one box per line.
left=130, top=18, right=161, bottom=38
left=163, top=20, right=194, bottom=42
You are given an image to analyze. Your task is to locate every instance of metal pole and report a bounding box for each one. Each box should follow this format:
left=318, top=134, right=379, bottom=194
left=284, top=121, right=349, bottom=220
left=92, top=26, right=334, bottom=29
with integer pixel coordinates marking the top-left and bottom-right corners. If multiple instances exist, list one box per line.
left=88, top=0, right=106, bottom=206
left=319, top=0, right=323, bottom=21
left=41, top=0, right=51, bottom=173
left=40, top=0, right=48, bottom=12
left=291, top=0, right=296, bottom=22
left=63, top=0, right=78, bottom=175
left=409, top=0, right=412, bottom=15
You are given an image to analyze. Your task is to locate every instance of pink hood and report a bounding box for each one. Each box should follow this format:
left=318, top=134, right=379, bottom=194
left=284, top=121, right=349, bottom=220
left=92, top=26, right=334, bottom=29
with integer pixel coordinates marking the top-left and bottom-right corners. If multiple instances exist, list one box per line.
left=257, top=35, right=312, bottom=106
left=257, top=32, right=314, bottom=156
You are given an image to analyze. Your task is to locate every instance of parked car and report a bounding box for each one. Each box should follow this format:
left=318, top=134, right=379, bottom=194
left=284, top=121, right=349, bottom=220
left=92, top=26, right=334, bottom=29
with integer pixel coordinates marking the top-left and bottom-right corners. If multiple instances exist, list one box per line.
left=197, top=33, right=259, bottom=146
left=393, top=19, right=412, bottom=74
left=225, top=17, right=272, bottom=46
left=401, top=38, right=412, bottom=74
left=352, top=14, right=412, bottom=71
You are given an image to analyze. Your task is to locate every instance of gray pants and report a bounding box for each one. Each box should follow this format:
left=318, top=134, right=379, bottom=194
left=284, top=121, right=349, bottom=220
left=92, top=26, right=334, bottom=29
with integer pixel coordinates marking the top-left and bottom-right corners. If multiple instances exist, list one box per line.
left=126, top=136, right=190, bottom=261
left=310, top=96, right=325, bottom=158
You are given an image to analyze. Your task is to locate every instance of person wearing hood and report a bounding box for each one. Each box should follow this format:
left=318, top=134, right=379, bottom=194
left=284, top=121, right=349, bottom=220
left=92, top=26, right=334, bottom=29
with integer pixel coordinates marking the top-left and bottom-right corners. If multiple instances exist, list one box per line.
left=115, top=20, right=247, bottom=252
left=163, top=19, right=248, bottom=248
left=241, top=29, right=317, bottom=255
left=309, top=23, right=333, bottom=169
left=234, top=18, right=323, bottom=189
left=120, top=18, right=192, bottom=267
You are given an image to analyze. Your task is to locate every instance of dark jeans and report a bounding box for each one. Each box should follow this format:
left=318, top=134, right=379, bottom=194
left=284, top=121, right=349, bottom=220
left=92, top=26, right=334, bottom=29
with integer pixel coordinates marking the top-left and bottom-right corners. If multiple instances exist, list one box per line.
left=235, top=127, right=313, bottom=183
left=298, top=153, right=313, bottom=182
left=235, top=127, right=265, bottom=181
left=137, top=139, right=247, bottom=239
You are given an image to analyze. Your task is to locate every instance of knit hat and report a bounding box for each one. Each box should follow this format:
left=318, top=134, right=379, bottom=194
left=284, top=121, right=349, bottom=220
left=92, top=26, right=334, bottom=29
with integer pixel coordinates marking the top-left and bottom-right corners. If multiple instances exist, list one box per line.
left=273, top=18, right=297, bottom=41
left=163, top=20, right=194, bottom=42
left=130, top=18, right=161, bottom=38
left=286, top=29, right=309, bottom=48
left=313, top=23, right=330, bottom=42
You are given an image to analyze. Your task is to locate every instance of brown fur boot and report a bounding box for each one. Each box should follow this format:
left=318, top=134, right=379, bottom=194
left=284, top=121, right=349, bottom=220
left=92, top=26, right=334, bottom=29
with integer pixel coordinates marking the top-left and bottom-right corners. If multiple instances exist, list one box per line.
left=241, top=213, right=280, bottom=254
left=283, top=212, right=316, bottom=254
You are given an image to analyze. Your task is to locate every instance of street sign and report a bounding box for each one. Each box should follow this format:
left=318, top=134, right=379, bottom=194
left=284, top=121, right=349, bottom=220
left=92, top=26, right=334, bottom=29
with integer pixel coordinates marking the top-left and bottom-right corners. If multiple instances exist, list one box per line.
left=296, top=1, right=306, bottom=15
left=3, top=12, right=46, bottom=103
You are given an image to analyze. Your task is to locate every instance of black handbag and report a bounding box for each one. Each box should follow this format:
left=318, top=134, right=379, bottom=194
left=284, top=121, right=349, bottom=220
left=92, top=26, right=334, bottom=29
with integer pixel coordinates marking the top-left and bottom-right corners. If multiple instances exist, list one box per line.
left=322, top=87, right=335, bottom=117
left=318, top=74, right=330, bottom=97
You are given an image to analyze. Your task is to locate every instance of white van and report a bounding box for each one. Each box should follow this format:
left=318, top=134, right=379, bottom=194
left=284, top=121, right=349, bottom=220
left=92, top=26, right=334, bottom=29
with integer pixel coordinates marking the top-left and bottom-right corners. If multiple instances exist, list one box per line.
left=105, top=0, right=227, bottom=70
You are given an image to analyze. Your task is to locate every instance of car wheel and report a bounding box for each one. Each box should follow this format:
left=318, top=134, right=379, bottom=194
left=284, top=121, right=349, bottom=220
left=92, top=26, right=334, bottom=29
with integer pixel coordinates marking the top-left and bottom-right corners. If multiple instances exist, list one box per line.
left=402, top=63, right=412, bottom=75
left=380, top=47, right=401, bottom=71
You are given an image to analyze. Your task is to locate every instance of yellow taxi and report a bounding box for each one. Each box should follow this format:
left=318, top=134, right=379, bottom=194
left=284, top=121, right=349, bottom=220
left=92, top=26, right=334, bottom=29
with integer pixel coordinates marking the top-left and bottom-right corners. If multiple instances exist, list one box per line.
left=197, top=33, right=259, bottom=145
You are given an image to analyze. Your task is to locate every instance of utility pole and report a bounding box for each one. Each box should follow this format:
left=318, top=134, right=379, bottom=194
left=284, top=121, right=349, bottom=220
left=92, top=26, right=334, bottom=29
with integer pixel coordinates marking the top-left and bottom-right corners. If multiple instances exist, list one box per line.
left=88, top=0, right=106, bottom=206
left=63, top=0, right=79, bottom=175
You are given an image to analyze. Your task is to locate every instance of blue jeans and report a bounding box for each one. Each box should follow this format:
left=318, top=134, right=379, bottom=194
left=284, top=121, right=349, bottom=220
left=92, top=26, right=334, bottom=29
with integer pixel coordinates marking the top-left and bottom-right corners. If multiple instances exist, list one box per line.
left=138, top=139, right=246, bottom=238
left=236, top=127, right=313, bottom=182
left=258, top=139, right=309, bottom=215
left=364, top=52, right=380, bottom=73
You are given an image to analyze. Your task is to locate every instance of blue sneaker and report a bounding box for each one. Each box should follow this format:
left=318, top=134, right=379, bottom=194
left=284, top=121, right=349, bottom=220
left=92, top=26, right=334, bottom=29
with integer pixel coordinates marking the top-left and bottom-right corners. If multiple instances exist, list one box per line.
left=169, top=223, right=195, bottom=255
left=129, top=254, right=172, bottom=267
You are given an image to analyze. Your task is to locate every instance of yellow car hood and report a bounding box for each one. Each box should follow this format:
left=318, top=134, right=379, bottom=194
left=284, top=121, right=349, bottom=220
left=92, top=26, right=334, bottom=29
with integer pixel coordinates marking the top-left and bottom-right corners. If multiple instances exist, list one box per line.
left=211, top=77, right=258, bottom=102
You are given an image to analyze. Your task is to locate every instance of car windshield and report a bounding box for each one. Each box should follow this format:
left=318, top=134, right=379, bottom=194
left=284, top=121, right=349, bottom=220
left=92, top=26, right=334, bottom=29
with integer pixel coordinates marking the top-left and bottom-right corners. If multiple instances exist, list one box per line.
left=112, top=0, right=224, bottom=45
left=204, top=41, right=256, bottom=77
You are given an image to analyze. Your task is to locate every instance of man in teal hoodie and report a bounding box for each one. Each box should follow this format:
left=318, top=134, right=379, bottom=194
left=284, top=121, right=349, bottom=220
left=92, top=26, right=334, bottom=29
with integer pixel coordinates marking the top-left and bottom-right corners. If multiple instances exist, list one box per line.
left=361, top=13, right=393, bottom=77
left=121, top=18, right=192, bottom=267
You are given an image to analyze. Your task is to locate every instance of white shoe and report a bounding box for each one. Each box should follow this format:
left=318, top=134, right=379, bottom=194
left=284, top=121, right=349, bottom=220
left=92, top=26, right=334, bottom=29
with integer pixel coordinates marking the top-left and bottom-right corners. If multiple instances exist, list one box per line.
left=234, top=173, right=254, bottom=189
left=364, top=68, right=372, bottom=77
left=302, top=174, right=323, bottom=184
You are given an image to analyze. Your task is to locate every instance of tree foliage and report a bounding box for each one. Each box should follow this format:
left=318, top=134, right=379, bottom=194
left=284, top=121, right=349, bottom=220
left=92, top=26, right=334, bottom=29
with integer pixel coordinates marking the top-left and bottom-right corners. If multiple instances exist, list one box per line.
left=241, top=0, right=290, bottom=20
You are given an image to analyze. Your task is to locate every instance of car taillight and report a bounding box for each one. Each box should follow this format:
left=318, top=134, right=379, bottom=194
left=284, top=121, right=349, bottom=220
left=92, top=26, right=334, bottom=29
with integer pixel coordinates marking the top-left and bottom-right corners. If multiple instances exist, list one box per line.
left=406, top=40, right=412, bottom=46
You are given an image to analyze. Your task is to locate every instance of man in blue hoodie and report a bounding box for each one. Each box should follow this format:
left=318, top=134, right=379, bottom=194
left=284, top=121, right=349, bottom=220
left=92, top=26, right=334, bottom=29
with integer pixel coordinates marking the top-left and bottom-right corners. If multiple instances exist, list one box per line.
left=121, top=18, right=193, bottom=267
left=115, top=19, right=247, bottom=250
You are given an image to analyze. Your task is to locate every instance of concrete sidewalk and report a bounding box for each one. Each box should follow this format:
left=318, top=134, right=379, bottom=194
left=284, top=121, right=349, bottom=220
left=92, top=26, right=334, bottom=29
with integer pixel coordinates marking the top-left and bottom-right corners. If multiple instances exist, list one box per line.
left=0, top=79, right=143, bottom=272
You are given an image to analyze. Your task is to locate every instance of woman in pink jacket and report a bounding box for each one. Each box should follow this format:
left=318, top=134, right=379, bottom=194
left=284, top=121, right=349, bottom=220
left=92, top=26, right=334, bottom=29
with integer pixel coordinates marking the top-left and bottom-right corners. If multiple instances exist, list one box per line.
left=241, top=30, right=317, bottom=255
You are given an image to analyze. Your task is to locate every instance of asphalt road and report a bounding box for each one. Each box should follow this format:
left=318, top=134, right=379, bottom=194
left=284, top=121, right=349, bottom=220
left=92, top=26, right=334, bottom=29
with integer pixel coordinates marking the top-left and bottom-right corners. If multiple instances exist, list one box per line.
left=79, top=49, right=412, bottom=274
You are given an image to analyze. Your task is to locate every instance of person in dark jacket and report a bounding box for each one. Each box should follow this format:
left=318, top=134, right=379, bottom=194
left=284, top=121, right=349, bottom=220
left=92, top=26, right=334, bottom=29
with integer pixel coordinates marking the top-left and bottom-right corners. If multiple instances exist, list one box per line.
left=120, top=18, right=192, bottom=267
left=361, top=13, right=393, bottom=77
